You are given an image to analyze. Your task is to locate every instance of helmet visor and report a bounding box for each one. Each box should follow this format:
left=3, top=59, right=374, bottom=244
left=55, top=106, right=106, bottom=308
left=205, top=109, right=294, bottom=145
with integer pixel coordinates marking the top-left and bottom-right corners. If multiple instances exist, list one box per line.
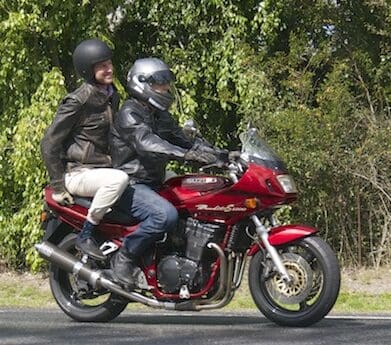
left=146, top=69, right=175, bottom=85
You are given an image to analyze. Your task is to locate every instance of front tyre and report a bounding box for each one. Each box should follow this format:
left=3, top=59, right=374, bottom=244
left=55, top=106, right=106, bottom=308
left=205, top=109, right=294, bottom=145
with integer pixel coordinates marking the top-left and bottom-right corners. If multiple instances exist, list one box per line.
left=249, top=236, right=340, bottom=327
left=49, top=233, right=128, bottom=322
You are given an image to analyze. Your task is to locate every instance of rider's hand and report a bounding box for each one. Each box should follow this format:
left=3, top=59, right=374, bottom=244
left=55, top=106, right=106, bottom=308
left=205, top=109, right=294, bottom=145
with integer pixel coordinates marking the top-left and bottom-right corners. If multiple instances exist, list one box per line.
left=52, top=191, right=74, bottom=206
left=228, top=151, right=241, bottom=160
left=184, top=148, right=217, bottom=164
left=215, top=149, right=229, bottom=163
left=203, top=147, right=230, bottom=165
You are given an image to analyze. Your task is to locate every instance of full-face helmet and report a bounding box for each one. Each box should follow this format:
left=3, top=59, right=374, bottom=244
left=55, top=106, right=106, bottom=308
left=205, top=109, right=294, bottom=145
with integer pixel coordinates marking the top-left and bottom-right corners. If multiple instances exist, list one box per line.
left=127, top=58, right=175, bottom=111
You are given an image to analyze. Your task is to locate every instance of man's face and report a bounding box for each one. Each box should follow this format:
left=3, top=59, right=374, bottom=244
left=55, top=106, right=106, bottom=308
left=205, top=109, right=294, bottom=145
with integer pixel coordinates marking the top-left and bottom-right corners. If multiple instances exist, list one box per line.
left=94, top=59, right=113, bottom=85
left=150, top=83, right=171, bottom=94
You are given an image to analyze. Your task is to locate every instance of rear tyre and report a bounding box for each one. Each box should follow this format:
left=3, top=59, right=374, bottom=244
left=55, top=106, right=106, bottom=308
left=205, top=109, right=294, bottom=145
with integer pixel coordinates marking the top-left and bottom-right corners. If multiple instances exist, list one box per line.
left=49, top=233, right=128, bottom=322
left=249, top=236, right=340, bottom=327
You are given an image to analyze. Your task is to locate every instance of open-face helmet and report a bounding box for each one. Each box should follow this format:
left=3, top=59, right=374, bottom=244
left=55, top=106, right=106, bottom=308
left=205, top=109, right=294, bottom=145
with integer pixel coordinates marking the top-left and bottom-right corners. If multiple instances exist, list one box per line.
left=72, top=39, right=113, bottom=83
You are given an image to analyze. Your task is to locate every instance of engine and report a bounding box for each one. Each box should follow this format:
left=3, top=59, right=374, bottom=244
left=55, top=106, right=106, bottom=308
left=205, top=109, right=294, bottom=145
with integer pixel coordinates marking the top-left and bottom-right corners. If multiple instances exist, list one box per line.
left=157, top=218, right=224, bottom=294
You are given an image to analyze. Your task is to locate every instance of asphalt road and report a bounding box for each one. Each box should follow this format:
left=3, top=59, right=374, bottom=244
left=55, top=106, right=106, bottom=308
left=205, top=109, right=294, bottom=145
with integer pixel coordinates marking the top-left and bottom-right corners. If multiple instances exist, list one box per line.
left=0, top=309, right=390, bottom=345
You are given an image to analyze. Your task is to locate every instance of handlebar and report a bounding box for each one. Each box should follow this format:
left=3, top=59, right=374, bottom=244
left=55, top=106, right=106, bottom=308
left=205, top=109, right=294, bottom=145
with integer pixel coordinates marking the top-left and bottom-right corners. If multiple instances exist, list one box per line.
left=198, top=150, right=247, bottom=177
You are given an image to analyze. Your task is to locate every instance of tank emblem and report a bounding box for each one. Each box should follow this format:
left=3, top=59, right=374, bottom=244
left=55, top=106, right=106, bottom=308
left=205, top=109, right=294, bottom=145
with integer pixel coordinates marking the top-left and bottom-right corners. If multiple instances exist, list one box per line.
left=195, top=204, right=247, bottom=213
left=184, top=177, right=218, bottom=184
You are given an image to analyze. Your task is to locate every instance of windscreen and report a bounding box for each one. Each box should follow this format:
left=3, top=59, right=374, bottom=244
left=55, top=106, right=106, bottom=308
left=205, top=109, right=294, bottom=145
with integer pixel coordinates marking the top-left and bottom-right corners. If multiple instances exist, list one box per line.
left=239, top=128, right=287, bottom=172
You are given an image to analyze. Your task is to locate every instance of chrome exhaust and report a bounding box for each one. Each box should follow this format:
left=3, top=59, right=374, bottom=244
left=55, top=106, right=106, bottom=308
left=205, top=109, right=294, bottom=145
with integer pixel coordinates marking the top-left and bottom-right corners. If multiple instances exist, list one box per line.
left=174, top=242, right=230, bottom=311
left=35, top=240, right=231, bottom=312
left=194, top=252, right=234, bottom=310
left=35, top=241, right=175, bottom=309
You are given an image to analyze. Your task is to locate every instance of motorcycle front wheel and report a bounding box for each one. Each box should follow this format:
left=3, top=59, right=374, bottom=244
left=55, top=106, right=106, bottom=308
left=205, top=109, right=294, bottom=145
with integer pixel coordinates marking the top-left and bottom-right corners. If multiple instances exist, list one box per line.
left=248, top=235, right=340, bottom=327
left=49, top=233, right=128, bottom=322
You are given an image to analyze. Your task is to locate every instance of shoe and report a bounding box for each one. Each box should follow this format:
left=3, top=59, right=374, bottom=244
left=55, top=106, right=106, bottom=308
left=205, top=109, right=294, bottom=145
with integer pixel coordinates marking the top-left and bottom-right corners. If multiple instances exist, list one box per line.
left=75, top=237, right=106, bottom=261
left=111, top=248, right=148, bottom=289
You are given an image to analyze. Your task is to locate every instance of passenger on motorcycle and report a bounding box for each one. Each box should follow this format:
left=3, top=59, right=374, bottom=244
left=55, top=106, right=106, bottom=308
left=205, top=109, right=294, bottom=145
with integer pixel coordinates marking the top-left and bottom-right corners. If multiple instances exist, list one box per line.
left=110, top=58, right=217, bottom=287
left=40, top=39, right=129, bottom=261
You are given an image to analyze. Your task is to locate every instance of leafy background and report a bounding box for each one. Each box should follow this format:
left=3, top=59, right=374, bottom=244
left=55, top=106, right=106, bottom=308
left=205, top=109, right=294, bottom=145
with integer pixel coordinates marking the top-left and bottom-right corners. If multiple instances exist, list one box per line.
left=0, top=0, right=389, bottom=270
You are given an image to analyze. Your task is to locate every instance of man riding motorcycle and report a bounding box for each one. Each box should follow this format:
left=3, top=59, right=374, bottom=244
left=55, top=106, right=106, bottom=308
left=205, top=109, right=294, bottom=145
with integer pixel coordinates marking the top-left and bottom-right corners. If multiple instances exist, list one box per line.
left=110, top=58, right=218, bottom=287
left=40, top=39, right=129, bottom=261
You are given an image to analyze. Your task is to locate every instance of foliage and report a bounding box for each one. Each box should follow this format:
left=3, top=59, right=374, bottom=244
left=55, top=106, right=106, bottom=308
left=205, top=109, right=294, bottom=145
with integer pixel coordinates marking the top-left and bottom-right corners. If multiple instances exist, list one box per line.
left=247, top=0, right=391, bottom=267
left=0, top=68, right=66, bottom=269
left=0, top=0, right=121, bottom=269
left=0, top=0, right=389, bottom=269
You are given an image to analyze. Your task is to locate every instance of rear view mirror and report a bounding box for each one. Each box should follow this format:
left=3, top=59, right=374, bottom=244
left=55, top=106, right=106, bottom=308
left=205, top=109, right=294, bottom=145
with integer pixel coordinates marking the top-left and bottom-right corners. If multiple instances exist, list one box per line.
left=183, top=119, right=199, bottom=139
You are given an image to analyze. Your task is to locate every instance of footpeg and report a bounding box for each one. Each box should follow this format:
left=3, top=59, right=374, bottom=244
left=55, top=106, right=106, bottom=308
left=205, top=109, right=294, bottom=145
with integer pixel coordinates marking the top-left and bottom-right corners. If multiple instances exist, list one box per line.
left=135, top=270, right=149, bottom=290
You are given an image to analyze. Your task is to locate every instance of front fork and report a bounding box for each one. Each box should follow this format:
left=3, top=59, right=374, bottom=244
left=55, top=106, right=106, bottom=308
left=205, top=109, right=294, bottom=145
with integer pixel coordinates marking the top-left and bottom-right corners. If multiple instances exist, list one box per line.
left=251, top=215, right=291, bottom=283
left=228, top=168, right=291, bottom=282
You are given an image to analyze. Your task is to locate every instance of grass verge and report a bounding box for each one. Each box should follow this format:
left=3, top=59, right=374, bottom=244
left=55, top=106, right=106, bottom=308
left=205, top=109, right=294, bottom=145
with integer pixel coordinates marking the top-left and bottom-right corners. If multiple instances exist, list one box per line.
left=226, top=286, right=391, bottom=314
left=0, top=272, right=55, bottom=308
left=0, top=268, right=390, bottom=314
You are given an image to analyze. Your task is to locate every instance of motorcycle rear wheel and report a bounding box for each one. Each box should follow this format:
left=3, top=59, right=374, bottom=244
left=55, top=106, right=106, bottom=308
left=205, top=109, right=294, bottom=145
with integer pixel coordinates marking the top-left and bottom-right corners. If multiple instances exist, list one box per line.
left=248, top=235, right=340, bottom=327
left=49, top=233, right=128, bottom=322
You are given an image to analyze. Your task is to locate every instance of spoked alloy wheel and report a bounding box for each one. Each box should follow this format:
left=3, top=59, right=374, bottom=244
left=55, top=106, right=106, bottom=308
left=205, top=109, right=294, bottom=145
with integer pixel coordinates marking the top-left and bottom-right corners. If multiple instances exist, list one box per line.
left=49, top=233, right=128, bottom=322
left=249, top=236, right=340, bottom=327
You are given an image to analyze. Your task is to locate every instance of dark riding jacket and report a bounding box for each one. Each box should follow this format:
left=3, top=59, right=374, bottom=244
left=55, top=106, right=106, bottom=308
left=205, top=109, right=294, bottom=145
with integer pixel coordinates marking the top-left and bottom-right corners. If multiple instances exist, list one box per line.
left=40, top=82, right=120, bottom=192
left=111, top=98, right=193, bottom=186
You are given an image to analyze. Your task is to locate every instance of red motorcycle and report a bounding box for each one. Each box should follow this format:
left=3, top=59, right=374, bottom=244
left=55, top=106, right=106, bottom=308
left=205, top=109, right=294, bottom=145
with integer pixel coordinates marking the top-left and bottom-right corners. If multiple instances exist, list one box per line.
left=36, top=127, right=340, bottom=327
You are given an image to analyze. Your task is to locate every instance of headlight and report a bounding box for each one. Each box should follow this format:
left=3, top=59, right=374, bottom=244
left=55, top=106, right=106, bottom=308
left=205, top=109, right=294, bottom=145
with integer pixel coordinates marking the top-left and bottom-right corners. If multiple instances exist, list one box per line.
left=276, top=174, right=298, bottom=193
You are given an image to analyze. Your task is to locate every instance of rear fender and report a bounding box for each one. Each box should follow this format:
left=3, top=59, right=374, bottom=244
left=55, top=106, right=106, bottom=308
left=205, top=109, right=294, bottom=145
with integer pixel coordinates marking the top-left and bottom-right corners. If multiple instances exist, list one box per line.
left=247, top=224, right=317, bottom=256
left=42, top=218, right=73, bottom=244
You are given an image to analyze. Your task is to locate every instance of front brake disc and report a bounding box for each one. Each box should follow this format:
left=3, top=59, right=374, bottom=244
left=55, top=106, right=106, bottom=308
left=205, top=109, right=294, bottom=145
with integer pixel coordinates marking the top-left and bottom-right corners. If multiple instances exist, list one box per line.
left=265, top=253, right=313, bottom=304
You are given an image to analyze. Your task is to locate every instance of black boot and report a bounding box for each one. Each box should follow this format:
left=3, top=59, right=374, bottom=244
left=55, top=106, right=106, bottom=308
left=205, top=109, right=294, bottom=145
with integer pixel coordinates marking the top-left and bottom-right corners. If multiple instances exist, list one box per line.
left=111, top=248, right=148, bottom=289
left=75, top=221, right=106, bottom=261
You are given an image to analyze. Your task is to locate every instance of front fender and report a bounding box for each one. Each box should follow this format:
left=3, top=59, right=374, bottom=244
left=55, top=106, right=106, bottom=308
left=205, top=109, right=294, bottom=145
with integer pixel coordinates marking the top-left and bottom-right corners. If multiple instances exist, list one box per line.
left=247, top=224, right=317, bottom=256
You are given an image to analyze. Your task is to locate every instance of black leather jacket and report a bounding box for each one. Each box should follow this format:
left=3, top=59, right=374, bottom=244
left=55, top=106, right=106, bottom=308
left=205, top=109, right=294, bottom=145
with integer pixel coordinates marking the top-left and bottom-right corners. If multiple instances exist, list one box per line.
left=40, top=83, right=120, bottom=192
left=111, top=98, right=193, bottom=186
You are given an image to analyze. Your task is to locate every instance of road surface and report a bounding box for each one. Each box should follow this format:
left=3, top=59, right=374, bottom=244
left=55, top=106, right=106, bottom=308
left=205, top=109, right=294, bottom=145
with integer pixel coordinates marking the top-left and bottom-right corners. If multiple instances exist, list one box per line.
left=0, top=309, right=390, bottom=345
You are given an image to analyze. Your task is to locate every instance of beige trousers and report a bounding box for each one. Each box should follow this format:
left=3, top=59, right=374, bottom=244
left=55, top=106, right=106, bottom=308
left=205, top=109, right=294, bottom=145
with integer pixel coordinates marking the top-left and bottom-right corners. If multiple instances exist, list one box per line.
left=65, top=168, right=129, bottom=224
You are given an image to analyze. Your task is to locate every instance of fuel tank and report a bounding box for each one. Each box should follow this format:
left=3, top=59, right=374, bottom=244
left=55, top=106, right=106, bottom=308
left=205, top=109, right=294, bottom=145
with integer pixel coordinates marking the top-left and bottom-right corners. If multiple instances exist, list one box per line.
left=159, top=174, right=232, bottom=205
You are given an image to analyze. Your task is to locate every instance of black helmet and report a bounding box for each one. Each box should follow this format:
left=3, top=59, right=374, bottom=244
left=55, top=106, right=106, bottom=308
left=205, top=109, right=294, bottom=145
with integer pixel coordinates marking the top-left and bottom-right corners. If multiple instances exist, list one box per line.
left=72, top=39, right=113, bottom=83
left=127, top=58, right=175, bottom=111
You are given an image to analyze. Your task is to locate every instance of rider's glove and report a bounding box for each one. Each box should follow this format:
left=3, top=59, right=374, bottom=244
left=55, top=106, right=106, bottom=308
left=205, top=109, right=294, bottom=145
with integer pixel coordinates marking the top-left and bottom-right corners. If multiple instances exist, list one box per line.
left=228, top=151, right=241, bottom=160
left=184, top=148, right=217, bottom=164
left=52, top=191, right=74, bottom=206
left=216, top=149, right=230, bottom=163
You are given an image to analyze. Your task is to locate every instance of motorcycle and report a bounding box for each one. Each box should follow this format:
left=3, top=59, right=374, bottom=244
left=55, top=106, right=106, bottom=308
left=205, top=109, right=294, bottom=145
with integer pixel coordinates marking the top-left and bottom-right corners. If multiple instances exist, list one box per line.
left=36, top=125, right=340, bottom=327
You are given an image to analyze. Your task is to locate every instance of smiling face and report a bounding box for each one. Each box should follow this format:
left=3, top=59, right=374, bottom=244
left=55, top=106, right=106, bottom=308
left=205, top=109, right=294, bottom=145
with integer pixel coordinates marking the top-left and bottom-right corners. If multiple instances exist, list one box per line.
left=93, top=59, right=113, bottom=85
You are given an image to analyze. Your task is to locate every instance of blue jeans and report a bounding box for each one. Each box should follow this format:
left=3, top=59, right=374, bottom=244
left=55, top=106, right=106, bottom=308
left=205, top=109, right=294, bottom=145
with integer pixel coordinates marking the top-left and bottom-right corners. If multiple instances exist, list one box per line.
left=119, top=184, right=178, bottom=257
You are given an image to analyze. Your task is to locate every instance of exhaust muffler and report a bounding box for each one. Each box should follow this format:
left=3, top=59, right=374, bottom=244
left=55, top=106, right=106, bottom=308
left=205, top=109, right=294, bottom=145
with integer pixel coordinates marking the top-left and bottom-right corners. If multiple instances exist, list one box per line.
left=35, top=240, right=230, bottom=312
left=35, top=241, right=173, bottom=309
left=36, top=241, right=105, bottom=288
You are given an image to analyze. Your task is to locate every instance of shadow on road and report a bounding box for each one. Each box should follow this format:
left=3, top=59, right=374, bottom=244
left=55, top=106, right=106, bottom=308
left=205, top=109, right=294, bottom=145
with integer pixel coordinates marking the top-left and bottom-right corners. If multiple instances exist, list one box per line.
left=113, top=312, right=365, bottom=328
left=115, top=312, right=267, bottom=325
